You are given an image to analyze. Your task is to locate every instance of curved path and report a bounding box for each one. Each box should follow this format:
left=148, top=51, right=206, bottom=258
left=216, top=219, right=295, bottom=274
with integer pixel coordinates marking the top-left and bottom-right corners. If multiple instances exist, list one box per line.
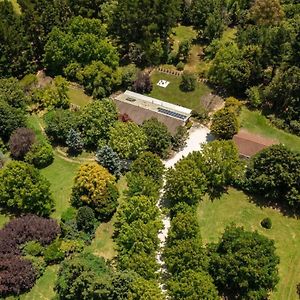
left=156, top=124, right=212, bottom=292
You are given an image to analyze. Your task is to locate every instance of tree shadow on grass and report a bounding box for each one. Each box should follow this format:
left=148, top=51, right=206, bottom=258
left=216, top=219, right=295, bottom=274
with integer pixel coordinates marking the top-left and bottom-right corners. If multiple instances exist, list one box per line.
left=245, top=191, right=300, bottom=219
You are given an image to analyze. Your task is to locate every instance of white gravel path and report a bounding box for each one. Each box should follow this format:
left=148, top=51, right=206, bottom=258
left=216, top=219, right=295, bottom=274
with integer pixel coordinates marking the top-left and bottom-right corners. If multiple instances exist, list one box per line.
left=156, top=125, right=211, bottom=291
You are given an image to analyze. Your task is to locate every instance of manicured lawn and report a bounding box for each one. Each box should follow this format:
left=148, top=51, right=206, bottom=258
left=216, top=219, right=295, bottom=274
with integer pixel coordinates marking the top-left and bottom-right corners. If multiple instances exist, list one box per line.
left=239, top=108, right=300, bottom=153
left=171, top=25, right=197, bottom=52
left=41, top=154, right=79, bottom=220
left=68, top=84, right=91, bottom=108
left=27, top=114, right=47, bottom=143
left=19, top=265, right=59, bottom=300
left=197, top=188, right=300, bottom=300
left=149, top=71, right=211, bottom=112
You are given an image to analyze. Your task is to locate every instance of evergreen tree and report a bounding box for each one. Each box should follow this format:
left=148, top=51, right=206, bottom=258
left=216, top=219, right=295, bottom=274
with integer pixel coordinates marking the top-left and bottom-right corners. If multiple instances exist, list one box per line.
left=66, top=128, right=84, bottom=155
left=96, top=145, right=122, bottom=176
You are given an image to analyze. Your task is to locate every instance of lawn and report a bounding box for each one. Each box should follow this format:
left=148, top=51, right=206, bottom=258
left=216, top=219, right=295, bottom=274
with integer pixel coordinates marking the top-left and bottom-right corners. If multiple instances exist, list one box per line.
left=171, top=25, right=197, bottom=52
left=67, top=84, right=91, bottom=108
left=239, top=108, right=300, bottom=153
left=197, top=188, right=300, bottom=300
left=149, top=71, right=211, bottom=112
left=41, top=154, right=79, bottom=220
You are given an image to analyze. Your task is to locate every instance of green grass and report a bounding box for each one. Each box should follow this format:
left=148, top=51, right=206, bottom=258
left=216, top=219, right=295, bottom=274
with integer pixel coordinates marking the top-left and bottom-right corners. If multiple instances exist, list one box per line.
left=18, top=265, right=59, bottom=300
left=41, top=154, right=79, bottom=220
left=198, top=188, right=300, bottom=300
left=27, top=114, right=47, bottom=143
left=68, top=84, right=91, bottom=108
left=240, top=108, right=300, bottom=152
left=149, top=71, right=211, bottom=112
left=0, top=213, right=9, bottom=228
left=171, top=25, right=197, bottom=52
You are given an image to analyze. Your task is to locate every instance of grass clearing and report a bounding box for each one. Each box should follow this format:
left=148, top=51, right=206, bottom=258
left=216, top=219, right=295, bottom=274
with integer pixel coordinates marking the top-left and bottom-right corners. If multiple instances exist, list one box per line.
left=240, top=108, right=300, bottom=152
left=149, top=71, right=211, bottom=112
left=41, top=154, right=79, bottom=220
left=197, top=188, right=300, bottom=300
left=68, top=84, right=91, bottom=108
left=171, top=25, right=197, bottom=52
left=18, top=265, right=59, bottom=300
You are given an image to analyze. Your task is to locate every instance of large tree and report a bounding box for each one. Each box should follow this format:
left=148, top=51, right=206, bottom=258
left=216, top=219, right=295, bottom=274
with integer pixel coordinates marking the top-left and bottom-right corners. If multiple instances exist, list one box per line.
left=112, top=0, right=181, bottom=64
left=0, top=100, right=26, bottom=142
left=78, top=100, right=118, bottom=149
left=71, top=162, right=119, bottom=220
left=245, top=144, right=300, bottom=210
left=209, top=225, right=279, bottom=299
left=109, top=121, right=147, bottom=160
left=0, top=161, right=54, bottom=216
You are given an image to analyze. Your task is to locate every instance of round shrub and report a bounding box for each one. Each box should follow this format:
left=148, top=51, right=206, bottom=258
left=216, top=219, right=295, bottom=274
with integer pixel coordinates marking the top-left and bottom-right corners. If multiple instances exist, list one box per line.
left=25, top=141, right=54, bottom=169
left=261, top=217, right=272, bottom=229
left=25, top=255, right=46, bottom=278
left=76, top=206, right=96, bottom=233
left=9, top=127, right=36, bottom=159
left=44, top=240, right=64, bottom=264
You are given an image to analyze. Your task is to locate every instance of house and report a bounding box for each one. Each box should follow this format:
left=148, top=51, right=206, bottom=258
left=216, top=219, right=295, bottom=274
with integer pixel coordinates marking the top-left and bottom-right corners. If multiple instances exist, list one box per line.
left=112, top=90, right=192, bottom=134
left=233, top=129, right=278, bottom=158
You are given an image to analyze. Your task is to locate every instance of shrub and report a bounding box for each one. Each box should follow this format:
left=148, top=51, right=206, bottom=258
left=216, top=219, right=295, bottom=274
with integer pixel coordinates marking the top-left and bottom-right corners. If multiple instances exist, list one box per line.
left=261, top=217, right=272, bottom=229
left=96, top=145, right=122, bottom=176
left=25, top=141, right=54, bottom=169
left=76, top=206, right=96, bottom=233
left=0, top=215, right=60, bottom=256
left=224, top=97, right=242, bottom=115
left=0, top=255, right=37, bottom=297
left=25, top=255, right=46, bottom=278
left=59, top=239, right=85, bottom=256
left=44, top=240, right=65, bottom=264
left=9, top=127, right=36, bottom=159
left=22, top=241, right=44, bottom=257
left=0, top=161, right=54, bottom=216
left=176, top=61, right=184, bottom=70
left=297, top=283, right=300, bottom=298
left=246, top=86, right=264, bottom=108
left=61, top=207, right=77, bottom=223
left=177, top=40, right=191, bottom=62
left=211, top=108, right=239, bottom=140
left=71, top=162, right=119, bottom=220
left=180, top=71, right=196, bottom=92
left=66, top=128, right=84, bottom=155
left=132, top=72, right=152, bottom=94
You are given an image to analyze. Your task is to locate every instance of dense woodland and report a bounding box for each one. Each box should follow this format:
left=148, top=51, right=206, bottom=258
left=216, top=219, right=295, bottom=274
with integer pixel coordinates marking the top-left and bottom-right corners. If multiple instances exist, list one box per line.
left=0, top=0, right=300, bottom=299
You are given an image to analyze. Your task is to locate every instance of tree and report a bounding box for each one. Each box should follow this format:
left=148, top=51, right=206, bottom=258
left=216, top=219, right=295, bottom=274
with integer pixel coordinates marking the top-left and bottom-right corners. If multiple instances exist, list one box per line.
left=112, top=0, right=180, bottom=65
left=142, top=118, right=172, bottom=157
left=177, top=39, right=192, bottom=62
left=25, top=141, right=54, bottom=169
left=211, top=108, right=239, bottom=140
left=66, top=129, right=84, bottom=155
left=172, top=126, right=188, bottom=151
left=44, top=109, right=78, bottom=144
left=109, top=121, right=147, bottom=160
left=0, top=100, right=26, bottom=142
left=78, top=100, right=118, bottom=149
left=44, top=16, right=118, bottom=74
left=55, top=252, right=110, bottom=300
left=245, top=144, right=300, bottom=210
left=180, top=71, right=196, bottom=92
left=132, top=72, right=153, bottom=94
left=71, top=162, right=119, bottom=220
left=164, top=157, right=207, bottom=207
left=209, top=225, right=279, bottom=299
left=96, top=145, right=122, bottom=176
left=130, top=152, right=165, bottom=183
left=31, top=76, right=70, bottom=109
left=0, top=161, right=54, bottom=216
left=0, top=77, right=27, bottom=109
left=9, top=128, right=36, bottom=160
left=76, top=206, right=96, bottom=233
left=250, top=0, right=284, bottom=26
left=208, top=42, right=262, bottom=95
left=168, top=270, right=218, bottom=300
left=194, top=140, right=240, bottom=198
